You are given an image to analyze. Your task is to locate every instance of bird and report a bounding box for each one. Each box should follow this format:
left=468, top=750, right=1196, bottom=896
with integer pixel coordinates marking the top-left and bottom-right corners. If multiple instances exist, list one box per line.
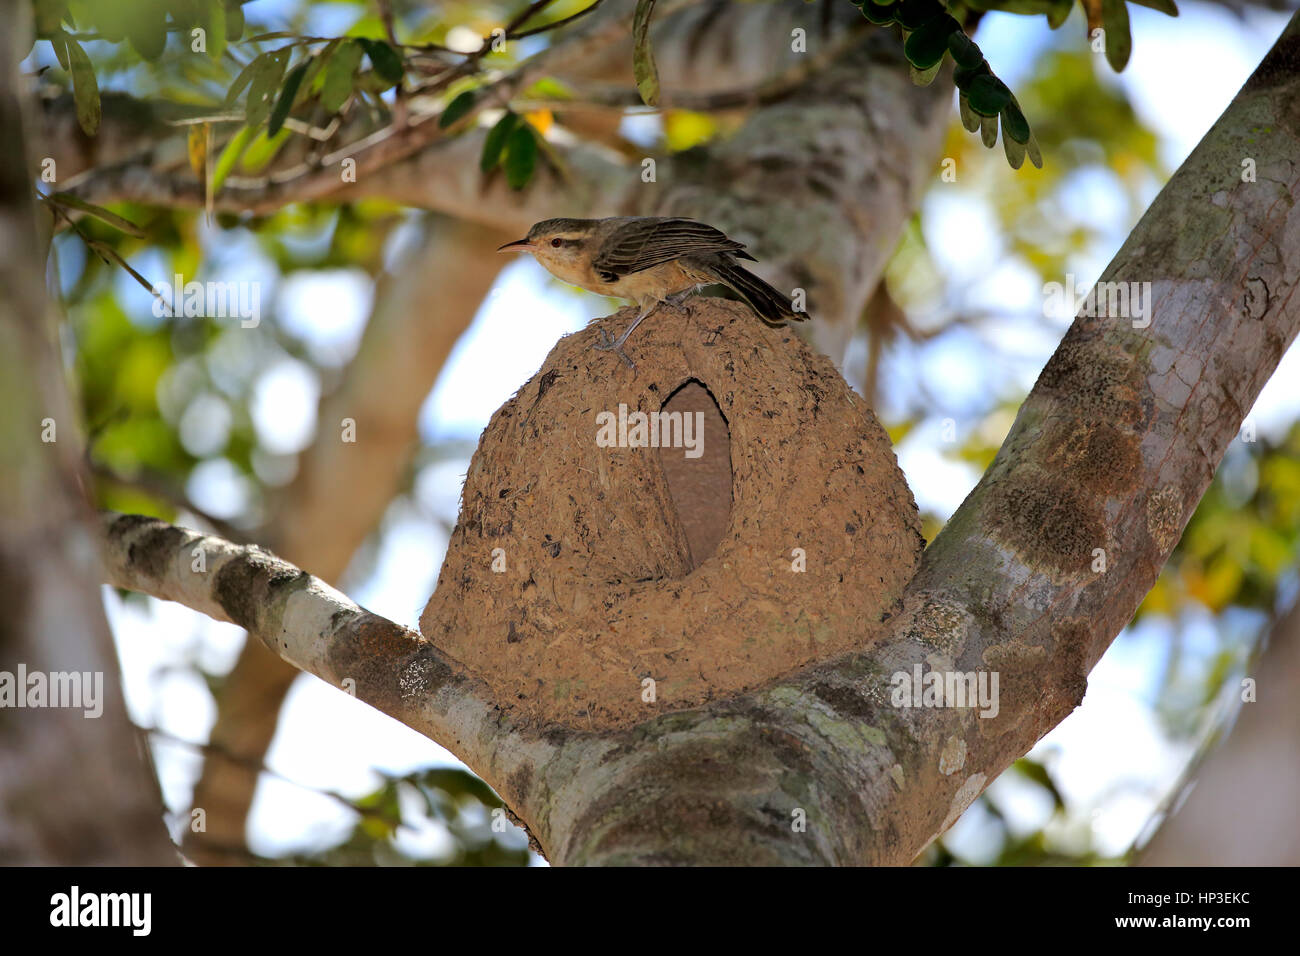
left=497, top=216, right=805, bottom=367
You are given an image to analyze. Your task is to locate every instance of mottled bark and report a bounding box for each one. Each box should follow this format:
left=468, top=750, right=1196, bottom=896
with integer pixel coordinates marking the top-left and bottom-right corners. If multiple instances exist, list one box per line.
left=0, top=7, right=175, bottom=865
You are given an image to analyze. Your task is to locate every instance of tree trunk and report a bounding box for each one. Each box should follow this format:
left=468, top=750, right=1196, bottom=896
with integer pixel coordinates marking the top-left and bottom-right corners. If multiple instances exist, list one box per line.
left=0, top=5, right=175, bottom=865
left=1137, top=597, right=1300, bottom=865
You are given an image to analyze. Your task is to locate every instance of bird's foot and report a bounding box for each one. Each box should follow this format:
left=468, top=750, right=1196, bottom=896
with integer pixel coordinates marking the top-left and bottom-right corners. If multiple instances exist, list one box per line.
left=592, top=328, right=636, bottom=369
left=664, top=288, right=698, bottom=313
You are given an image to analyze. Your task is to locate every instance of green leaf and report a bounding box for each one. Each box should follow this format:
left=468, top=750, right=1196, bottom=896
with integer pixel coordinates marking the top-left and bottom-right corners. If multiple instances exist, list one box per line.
left=1128, top=0, right=1178, bottom=15
left=896, top=0, right=943, bottom=30
left=211, top=125, right=254, bottom=195
left=1101, top=0, right=1132, bottom=72
left=1024, top=131, right=1043, bottom=169
left=632, top=0, right=660, bottom=107
left=952, top=60, right=986, bottom=90
left=1003, top=130, right=1026, bottom=169
left=125, top=0, right=168, bottom=62
left=966, top=73, right=1011, bottom=116
left=299, top=39, right=339, bottom=96
left=44, top=193, right=146, bottom=237
left=503, top=123, right=537, bottom=190
left=1046, top=0, right=1073, bottom=28
left=268, top=61, right=308, bottom=137
left=245, top=50, right=288, bottom=128
left=35, top=0, right=64, bottom=36
left=1012, top=759, right=1066, bottom=810
left=239, top=126, right=291, bottom=173
left=224, top=53, right=262, bottom=106
left=439, top=89, right=477, bottom=128
left=204, top=1, right=228, bottom=62
left=360, top=38, right=404, bottom=87
left=980, top=110, right=998, bottom=149
left=904, top=15, right=960, bottom=71
left=1001, top=99, right=1030, bottom=144
left=51, top=31, right=70, bottom=71
left=522, top=76, right=573, bottom=100
left=909, top=60, right=942, bottom=86
left=946, top=32, right=983, bottom=70
left=958, top=93, right=980, bottom=133
left=860, top=3, right=897, bottom=25
left=415, top=768, right=503, bottom=808
left=225, top=1, right=245, bottom=40
left=84, top=240, right=159, bottom=299
left=480, top=111, right=519, bottom=172
left=321, top=39, right=364, bottom=112
left=66, top=36, right=100, bottom=136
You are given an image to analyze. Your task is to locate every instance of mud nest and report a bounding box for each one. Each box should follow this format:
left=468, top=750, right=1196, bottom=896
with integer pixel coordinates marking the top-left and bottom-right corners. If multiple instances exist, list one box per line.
left=420, top=298, right=923, bottom=729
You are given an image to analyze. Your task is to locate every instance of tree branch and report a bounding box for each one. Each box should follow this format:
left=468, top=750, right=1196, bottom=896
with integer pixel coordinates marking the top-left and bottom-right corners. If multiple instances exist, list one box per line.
left=183, top=214, right=512, bottom=863
left=97, top=511, right=559, bottom=855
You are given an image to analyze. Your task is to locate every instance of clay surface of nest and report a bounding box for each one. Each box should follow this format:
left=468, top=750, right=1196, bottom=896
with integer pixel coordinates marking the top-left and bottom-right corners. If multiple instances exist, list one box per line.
left=420, top=299, right=922, bottom=729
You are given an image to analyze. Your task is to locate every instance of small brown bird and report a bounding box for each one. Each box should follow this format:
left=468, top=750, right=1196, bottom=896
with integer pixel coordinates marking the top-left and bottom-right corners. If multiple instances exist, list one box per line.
left=497, top=216, right=805, bottom=366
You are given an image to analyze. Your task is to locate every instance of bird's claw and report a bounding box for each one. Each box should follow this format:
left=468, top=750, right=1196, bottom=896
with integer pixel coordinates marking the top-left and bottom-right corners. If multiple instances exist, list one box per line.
left=592, top=328, right=635, bottom=369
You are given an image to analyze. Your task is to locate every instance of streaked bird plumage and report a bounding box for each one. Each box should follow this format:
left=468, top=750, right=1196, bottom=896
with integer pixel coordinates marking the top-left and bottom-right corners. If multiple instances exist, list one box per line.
left=498, top=216, right=805, bottom=366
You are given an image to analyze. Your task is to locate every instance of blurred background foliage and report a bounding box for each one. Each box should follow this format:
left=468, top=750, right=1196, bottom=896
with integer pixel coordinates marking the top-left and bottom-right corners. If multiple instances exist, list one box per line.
left=27, top=0, right=1299, bottom=865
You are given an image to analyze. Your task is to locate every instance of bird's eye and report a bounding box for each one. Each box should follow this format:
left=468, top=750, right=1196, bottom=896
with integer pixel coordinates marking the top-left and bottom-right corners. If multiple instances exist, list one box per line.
left=550, top=238, right=563, bottom=247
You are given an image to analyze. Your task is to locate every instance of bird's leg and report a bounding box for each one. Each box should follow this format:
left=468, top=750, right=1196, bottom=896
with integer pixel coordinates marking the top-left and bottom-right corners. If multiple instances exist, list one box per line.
left=664, top=285, right=701, bottom=311
left=593, top=299, right=658, bottom=367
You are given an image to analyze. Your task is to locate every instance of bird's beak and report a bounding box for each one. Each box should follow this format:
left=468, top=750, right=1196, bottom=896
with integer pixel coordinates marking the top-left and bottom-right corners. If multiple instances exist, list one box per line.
left=496, top=238, right=534, bottom=253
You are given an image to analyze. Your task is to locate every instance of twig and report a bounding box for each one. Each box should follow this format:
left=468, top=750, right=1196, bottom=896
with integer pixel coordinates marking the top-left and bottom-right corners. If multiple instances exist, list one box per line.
left=144, top=724, right=407, bottom=829
left=514, top=0, right=606, bottom=39
left=91, top=462, right=250, bottom=545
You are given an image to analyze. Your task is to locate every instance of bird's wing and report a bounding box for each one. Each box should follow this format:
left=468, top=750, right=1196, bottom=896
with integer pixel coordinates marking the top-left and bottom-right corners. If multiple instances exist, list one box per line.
left=592, top=218, right=751, bottom=276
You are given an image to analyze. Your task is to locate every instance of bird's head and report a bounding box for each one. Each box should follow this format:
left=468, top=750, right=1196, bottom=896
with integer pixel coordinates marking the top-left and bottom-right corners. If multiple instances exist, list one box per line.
left=497, top=218, right=597, bottom=278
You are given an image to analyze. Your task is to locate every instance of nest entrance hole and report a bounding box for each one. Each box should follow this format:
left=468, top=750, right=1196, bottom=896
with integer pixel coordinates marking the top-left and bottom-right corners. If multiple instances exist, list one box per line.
left=657, top=379, right=732, bottom=572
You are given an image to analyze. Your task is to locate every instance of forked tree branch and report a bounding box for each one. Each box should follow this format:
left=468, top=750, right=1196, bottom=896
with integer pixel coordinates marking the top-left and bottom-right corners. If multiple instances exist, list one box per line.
left=96, top=15, right=1300, bottom=865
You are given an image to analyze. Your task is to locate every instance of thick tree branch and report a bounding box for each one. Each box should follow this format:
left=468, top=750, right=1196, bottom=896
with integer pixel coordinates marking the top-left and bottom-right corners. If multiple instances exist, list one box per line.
left=99, top=511, right=563, bottom=854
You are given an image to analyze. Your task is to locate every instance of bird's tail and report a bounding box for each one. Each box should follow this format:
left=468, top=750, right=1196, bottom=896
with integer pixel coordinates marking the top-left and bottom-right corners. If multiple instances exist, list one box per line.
left=707, top=259, right=806, bottom=327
